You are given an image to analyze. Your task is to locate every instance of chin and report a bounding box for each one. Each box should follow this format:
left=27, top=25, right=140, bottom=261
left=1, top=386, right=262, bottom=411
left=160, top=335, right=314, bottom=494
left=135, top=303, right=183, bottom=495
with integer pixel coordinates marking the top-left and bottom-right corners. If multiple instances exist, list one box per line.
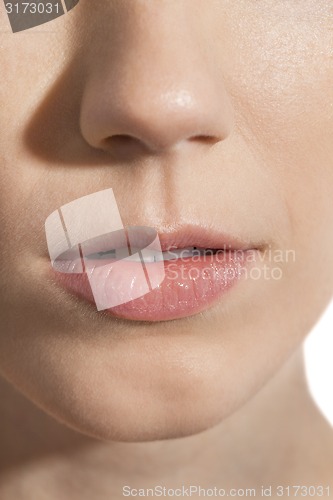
left=29, top=355, right=240, bottom=443
left=50, top=400, right=227, bottom=443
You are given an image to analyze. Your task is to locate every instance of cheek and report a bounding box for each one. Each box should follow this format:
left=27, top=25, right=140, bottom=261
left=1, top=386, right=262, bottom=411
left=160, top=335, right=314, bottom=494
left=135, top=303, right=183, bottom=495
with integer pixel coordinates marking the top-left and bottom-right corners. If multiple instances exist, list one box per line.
left=225, top=3, right=333, bottom=286
left=226, top=2, right=333, bottom=158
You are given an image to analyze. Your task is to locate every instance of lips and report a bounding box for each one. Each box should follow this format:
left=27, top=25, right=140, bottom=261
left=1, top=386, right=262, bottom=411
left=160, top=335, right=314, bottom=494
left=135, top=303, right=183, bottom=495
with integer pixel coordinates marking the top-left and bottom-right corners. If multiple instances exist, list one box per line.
left=50, top=224, right=259, bottom=322
left=157, top=224, right=255, bottom=253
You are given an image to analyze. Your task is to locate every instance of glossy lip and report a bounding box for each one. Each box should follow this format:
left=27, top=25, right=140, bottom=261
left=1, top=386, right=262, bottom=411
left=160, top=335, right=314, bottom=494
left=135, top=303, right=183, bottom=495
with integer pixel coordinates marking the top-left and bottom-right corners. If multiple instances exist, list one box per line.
left=49, top=224, right=262, bottom=322
left=156, top=224, right=259, bottom=253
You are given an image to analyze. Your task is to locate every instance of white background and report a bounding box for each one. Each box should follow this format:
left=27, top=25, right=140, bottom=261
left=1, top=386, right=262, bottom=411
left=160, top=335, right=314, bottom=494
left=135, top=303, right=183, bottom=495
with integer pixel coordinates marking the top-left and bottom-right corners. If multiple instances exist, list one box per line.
left=304, top=298, right=333, bottom=427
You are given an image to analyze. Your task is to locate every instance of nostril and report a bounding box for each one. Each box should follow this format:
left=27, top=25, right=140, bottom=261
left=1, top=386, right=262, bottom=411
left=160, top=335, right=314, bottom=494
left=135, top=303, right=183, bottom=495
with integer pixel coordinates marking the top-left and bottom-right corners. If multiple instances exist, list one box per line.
left=102, top=134, right=144, bottom=150
left=101, top=134, right=152, bottom=157
left=99, top=133, right=220, bottom=157
left=104, top=134, right=138, bottom=147
left=189, top=135, right=221, bottom=145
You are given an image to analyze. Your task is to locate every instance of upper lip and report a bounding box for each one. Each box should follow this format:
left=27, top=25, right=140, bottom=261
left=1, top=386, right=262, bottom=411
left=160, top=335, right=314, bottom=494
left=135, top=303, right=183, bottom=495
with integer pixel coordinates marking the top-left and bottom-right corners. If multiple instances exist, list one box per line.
left=45, top=222, right=261, bottom=262
left=154, top=223, right=259, bottom=252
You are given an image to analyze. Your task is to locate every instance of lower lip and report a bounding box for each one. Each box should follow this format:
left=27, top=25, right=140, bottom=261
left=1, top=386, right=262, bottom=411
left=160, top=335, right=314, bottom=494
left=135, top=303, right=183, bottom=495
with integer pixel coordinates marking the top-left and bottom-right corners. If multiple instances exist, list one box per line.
left=51, top=250, right=255, bottom=322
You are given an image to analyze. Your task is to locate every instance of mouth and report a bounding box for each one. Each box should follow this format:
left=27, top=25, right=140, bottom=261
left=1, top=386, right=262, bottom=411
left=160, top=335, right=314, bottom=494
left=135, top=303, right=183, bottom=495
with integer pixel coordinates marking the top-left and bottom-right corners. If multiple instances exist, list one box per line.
left=49, top=224, right=262, bottom=322
left=85, top=246, right=227, bottom=262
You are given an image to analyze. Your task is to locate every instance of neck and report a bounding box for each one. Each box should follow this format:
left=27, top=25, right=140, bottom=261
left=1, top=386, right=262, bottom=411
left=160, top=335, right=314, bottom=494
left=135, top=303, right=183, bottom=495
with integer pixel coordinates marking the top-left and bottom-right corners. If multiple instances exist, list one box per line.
left=0, top=347, right=332, bottom=500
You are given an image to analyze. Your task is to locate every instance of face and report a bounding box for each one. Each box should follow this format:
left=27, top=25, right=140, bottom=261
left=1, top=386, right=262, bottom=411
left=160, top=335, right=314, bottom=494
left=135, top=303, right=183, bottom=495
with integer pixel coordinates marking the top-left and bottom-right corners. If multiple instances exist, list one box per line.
left=0, top=0, right=333, bottom=442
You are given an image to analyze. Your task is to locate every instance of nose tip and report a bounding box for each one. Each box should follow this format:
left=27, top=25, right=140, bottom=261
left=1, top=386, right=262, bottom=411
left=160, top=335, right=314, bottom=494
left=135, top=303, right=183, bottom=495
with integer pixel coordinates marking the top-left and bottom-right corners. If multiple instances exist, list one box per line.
left=80, top=79, right=232, bottom=156
left=79, top=4, right=234, bottom=159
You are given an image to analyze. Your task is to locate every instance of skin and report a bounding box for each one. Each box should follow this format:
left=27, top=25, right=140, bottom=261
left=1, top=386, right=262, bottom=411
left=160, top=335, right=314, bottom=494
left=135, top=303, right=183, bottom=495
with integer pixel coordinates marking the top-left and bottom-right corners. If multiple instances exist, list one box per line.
left=0, top=0, right=333, bottom=497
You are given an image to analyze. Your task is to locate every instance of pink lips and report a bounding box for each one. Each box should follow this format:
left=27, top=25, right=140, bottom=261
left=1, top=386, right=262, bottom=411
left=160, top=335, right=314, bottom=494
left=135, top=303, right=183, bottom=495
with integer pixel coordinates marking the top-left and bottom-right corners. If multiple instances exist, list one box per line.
left=50, top=226, right=259, bottom=322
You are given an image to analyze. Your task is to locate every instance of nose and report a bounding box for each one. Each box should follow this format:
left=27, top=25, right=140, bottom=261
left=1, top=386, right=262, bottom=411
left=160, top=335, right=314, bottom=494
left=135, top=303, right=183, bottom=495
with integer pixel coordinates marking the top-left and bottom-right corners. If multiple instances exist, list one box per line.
left=79, top=2, right=234, bottom=157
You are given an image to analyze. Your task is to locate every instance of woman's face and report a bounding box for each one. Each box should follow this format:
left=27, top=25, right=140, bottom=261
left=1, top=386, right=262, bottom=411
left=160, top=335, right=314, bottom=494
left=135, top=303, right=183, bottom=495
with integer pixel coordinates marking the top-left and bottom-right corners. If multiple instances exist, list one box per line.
left=0, top=0, right=333, bottom=441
